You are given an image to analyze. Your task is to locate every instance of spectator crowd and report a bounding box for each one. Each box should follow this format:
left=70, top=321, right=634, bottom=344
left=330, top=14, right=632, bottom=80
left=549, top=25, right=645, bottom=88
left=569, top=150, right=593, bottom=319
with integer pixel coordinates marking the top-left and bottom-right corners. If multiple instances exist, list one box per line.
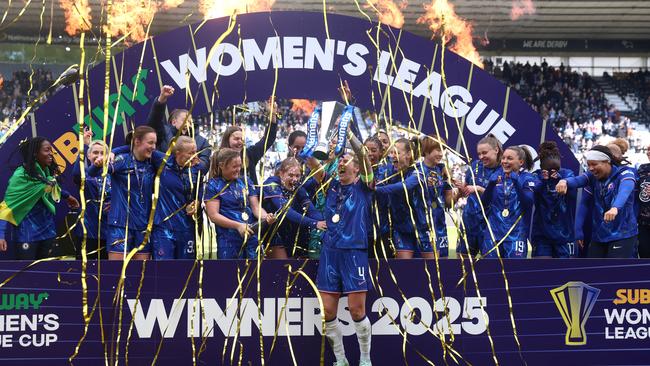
left=0, top=68, right=54, bottom=140
left=486, top=60, right=649, bottom=164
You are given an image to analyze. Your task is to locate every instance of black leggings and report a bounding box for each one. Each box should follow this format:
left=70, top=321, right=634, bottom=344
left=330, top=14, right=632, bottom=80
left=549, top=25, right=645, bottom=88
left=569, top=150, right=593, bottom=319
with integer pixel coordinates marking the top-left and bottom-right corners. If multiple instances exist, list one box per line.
left=74, top=236, right=107, bottom=260
left=587, top=236, right=636, bottom=258
left=15, top=239, right=60, bottom=260
left=368, top=233, right=394, bottom=259
left=639, top=225, right=650, bottom=258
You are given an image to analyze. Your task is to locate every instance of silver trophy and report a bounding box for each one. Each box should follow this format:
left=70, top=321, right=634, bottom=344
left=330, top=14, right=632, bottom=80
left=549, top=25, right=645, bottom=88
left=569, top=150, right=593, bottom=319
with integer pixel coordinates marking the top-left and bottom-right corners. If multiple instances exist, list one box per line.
left=312, top=101, right=345, bottom=160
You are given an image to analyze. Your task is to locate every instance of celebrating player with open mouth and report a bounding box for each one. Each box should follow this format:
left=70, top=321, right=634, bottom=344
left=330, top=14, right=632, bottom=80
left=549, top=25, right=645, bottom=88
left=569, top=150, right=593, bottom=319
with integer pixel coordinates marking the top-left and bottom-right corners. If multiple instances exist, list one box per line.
left=556, top=145, right=638, bottom=258
left=481, top=145, right=537, bottom=258
left=311, top=114, right=375, bottom=365
left=204, top=148, right=275, bottom=259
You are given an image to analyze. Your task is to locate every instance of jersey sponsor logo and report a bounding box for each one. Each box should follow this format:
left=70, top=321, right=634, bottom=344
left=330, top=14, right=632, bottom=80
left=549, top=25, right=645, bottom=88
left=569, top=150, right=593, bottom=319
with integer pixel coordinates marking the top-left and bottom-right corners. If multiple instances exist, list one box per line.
left=426, top=171, right=439, bottom=187
left=640, top=182, right=650, bottom=202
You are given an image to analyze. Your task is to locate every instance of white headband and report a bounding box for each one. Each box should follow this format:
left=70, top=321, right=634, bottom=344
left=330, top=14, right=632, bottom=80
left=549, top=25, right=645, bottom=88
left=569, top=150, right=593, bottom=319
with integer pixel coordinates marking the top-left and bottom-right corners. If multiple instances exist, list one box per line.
left=583, top=150, right=611, bottom=162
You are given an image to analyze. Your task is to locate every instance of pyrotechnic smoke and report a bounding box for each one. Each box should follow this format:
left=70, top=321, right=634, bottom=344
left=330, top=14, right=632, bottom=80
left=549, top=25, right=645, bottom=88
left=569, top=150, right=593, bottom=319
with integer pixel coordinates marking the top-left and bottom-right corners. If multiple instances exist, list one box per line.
left=199, top=0, right=275, bottom=19
left=59, top=0, right=92, bottom=36
left=290, top=99, right=318, bottom=116
left=365, top=0, right=407, bottom=28
left=510, top=0, right=535, bottom=21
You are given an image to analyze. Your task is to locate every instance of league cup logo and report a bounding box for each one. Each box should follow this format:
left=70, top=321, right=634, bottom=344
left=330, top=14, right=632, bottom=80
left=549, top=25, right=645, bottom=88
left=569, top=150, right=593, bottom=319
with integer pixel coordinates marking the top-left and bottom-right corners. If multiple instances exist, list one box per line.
left=550, top=281, right=600, bottom=346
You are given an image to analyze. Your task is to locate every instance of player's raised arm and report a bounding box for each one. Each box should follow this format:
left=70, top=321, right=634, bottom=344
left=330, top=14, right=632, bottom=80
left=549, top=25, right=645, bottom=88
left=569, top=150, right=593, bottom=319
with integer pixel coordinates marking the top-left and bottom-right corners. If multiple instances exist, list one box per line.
left=348, top=131, right=373, bottom=185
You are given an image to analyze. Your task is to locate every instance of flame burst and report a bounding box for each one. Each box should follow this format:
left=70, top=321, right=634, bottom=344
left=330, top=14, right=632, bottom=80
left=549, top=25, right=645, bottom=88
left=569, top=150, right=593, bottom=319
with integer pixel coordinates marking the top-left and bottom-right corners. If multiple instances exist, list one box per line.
left=105, top=0, right=184, bottom=43
left=365, top=0, right=407, bottom=28
left=199, top=0, right=275, bottom=19
left=510, top=0, right=535, bottom=21
left=290, top=99, right=318, bottom=116
left=59, top=0, right=92, bottom=36
left=417, top=0, right=483, bottom=68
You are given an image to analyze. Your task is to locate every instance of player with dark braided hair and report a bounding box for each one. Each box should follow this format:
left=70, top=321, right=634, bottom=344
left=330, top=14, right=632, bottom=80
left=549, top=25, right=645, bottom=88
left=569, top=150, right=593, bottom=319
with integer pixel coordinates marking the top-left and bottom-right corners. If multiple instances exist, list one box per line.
left=0, top=137, right=79, bottom=258
left=531, top=141, right=577, bottom=258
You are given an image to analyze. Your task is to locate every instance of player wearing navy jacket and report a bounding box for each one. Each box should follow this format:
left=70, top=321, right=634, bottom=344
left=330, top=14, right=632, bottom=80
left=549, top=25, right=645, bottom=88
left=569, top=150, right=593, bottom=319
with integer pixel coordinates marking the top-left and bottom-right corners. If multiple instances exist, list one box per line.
left=607, top=140, right=640, bottom=222
left=531, top=141, right=577, bottom=258
left=481, top=146, right=537, bottom=258
left=89, top=126, right=158, bottom=261
left=262, top=158, right=326, bottom=258
left=455, top=134, right=502, bottom=257
left=72, top=140, right=111, bottom=260
left=312, top=103, right=374, bottom=366
left=204, top=148, right=275, bottom=259
left=556, top=145, right=638, bottom=258
left=150, top=136, right=206, bottom=260
left=0, top=137, right=79, bottom=259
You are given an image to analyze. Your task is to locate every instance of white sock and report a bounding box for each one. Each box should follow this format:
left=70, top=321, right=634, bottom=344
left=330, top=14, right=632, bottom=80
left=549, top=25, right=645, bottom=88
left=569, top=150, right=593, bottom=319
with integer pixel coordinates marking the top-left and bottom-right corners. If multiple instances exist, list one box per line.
left=354, top=316, right=372, bottom=362
left=325, top=318, right=346, bottom=362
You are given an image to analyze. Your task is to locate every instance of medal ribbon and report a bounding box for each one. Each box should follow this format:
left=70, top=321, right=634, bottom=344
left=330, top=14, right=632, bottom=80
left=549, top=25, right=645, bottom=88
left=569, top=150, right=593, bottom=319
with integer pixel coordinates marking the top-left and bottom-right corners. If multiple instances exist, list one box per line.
left=503, top=174, right=513, bottom=213
left=333, top=183, right=347, bottom=223
left=299, top=105, right=321, bottom=159
left=334, top=105, right=354, bottom=156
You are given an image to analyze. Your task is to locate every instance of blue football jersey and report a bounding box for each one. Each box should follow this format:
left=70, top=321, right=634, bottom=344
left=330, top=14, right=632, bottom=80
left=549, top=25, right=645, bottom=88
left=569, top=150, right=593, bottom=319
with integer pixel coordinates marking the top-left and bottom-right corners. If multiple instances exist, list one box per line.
left=73, top=163, right=111, bottom=240
left=532, top=168, right=576, bottom=243
left=88, top=154, right=156, bottom=231
left=154, top=158, right=204, bottom=231
left=322, top=179, right=374, bottom=250
left=204, top=176, right=258, bottom=238
left=578, top=166, right=638, bottom=242
left=262, top=175, right=323, bottom=246
left=462, top=160, right=499, bottom=233
left=376, top=163, right=450, bottom=235
left=483, top=168, right=538, bottom=244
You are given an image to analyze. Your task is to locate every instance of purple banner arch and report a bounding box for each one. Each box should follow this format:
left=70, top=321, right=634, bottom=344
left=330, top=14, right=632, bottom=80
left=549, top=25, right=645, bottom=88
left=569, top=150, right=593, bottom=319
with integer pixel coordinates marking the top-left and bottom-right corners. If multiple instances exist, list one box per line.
left=0, top=11, right=577, bottom=200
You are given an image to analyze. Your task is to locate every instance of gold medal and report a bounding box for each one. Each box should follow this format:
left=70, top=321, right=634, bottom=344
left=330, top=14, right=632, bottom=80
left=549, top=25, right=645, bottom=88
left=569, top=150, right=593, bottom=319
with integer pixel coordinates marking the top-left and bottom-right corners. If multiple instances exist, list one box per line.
left=431, top=201, right=438, bottom=209
left=332, top=214, right=340, bottom=223
left=241, top=212, right=249, bottom=221
left=502, top=208, right=509, bottom=217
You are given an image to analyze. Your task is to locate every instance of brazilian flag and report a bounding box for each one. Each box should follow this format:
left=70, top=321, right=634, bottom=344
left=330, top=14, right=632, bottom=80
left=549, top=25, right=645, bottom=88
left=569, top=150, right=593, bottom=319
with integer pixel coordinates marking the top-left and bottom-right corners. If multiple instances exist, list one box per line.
left=0, top=165, right=60, bottom=225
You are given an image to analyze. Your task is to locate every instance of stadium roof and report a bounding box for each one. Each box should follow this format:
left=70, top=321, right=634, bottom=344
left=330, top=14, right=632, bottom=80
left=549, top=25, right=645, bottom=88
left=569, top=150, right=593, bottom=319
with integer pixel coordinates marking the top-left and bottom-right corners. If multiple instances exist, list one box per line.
left=1, top=0, right=649, bottom=41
